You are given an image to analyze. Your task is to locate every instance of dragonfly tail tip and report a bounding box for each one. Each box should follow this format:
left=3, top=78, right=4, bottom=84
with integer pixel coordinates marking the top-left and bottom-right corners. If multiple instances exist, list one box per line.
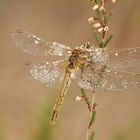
left=50, top=120, right=56, bottom=125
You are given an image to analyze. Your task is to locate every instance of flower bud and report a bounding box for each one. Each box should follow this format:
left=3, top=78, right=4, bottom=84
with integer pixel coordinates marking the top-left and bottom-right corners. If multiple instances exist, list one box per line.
left=99, top=6, right=105, bottom=11
left=88, top=17, right=94, bottom=24
left=92, top=4, right=99, bottom=10
left=98, top=27, right=104, bottom=32
left=104, top=26, right=109, bottom=31
left=93, top=23, right=101, bottom=28
left=112, top=0, right=116, bottom=3
left=75, top=96, right=82, bottom=101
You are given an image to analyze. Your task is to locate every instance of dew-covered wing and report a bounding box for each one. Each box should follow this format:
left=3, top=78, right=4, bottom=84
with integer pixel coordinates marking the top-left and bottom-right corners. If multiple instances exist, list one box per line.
left=78, top=47, right=140, bottom=91
left=78, top=73, right=95, bottom=90
left=108, top=47, right=140, bottom=72
left=25, top=60, right=65, bottom=86
left=11, top=29, right=72, bottom=56
left=90, top=47, right=108, bottom=63
left=78, top=68, right=140, bottom=91
left=96, top=70, right=140, bottom=91
left=78, top=63, right=102, bottom=90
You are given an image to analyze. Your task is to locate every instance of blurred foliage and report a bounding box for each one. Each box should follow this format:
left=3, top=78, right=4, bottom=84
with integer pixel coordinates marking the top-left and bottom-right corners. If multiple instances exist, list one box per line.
left=32, top=96, right=55, bottom=140
left=0, top=127, right=2, bottom=140
left=89, top=132, right=95, bottom=140
left=110, top=118, right=140, bottom=140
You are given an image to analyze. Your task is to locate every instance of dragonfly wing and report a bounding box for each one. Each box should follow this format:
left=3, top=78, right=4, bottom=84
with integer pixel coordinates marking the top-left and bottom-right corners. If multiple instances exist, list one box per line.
left=78, top=47, right=140, bottom=91
left=96, top=70, right=140, bottom=92
left=77, top=64, right=98, bottom=90
left=11, top=29, right=72, bottom=56
left=25, top=60, right=65, bottom=86
left=108, top=47, right=140, bottom=72
left=78, top=74, right=94, bottom=90
left=78, top=68, right=140, bottom=91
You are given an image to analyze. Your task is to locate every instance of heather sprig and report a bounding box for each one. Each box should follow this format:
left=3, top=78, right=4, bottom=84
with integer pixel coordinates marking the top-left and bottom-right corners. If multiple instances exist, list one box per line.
left=88, top=0, right=115, bottom=48
left=80, top=1, right=116, bottom=140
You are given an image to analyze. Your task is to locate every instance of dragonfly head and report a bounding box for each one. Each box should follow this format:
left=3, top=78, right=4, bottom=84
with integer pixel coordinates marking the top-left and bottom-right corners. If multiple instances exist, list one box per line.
left=80, top=42, right=93, bottom=51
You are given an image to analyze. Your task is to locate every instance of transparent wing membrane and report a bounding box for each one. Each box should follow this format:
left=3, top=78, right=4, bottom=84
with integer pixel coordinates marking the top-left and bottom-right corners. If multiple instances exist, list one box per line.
left=98, top=70, right=140, bottom=91
left=25, top=60, right=65, bottom=86
left=109, top=47, right=140, bottom=72
left=11, top=29, right=72, bottom=56
left=12, top=30, right=140, bottom=91
left=90, top=48, right=109, bottom=63
left=78, top=63, right=103, bottom=90
left=78, top=70, right=140, bottom=91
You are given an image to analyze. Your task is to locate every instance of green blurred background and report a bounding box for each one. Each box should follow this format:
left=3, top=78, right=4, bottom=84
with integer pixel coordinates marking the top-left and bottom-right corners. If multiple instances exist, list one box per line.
left=0, top=0, right=140, bottom=140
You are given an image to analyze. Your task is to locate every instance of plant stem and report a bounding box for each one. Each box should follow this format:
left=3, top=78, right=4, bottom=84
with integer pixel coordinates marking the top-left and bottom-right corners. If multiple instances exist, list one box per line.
left=81, top=88, right=92, bottom=112
left=86, top=89, right=96, bottom=140
left=85, top=0, right=115, bottom=139
left=101, top=0, right=105, bottom=6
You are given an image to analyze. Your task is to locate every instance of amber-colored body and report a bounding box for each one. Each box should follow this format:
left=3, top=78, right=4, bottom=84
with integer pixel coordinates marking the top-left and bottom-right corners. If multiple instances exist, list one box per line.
left=51, top=47, right=90, bottom=124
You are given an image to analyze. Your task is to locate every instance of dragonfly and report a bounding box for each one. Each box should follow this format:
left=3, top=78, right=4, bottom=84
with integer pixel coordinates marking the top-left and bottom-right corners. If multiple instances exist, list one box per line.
left=11, top=29, right=140, bottom=124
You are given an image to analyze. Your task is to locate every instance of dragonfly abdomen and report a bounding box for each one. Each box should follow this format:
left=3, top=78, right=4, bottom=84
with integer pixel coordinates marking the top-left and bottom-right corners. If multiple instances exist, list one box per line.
left=50, top=71, right=71, bottom=124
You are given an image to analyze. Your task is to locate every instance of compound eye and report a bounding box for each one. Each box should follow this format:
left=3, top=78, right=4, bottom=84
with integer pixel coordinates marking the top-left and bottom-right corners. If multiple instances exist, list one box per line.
left=86, top=43, right=91, bottom=49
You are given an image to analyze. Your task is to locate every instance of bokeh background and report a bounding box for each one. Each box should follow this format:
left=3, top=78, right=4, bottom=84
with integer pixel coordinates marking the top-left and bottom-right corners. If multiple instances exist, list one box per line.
left=0, top=0, right=140, bottom=140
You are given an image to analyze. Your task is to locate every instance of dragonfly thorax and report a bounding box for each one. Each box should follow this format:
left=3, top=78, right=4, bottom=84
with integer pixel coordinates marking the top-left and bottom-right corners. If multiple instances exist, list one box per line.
left=67, top=48, right=89, bottom=70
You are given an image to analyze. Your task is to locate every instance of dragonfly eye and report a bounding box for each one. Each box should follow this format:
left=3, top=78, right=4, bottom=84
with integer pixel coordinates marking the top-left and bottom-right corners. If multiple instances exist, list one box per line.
left=84, top=42, right=92, bottom=49
left=86, top=44, right=91, bottom=49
